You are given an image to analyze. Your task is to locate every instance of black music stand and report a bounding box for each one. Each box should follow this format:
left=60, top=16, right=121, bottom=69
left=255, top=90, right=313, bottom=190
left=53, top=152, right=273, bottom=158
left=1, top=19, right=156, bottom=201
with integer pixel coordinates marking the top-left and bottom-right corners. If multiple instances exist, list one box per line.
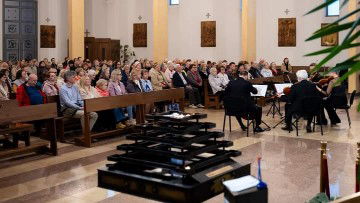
left=251, top=85, right=271, bottom=131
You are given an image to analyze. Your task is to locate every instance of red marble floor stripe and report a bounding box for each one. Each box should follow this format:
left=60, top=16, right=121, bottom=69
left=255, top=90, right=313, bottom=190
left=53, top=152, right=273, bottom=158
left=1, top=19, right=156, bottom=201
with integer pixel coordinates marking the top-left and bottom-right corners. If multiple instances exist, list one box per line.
left=0, top=149, right=118, bottom=188
left=2, top=174, right=98, bottom=203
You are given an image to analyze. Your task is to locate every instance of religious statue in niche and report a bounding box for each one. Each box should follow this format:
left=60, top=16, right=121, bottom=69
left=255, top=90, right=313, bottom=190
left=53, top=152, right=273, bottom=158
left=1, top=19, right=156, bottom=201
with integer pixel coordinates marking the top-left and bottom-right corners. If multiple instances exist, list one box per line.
left=278, top=18, right=296, bottom=47
left=133, top=23, right=147, bottom=47
left=201, top=21, right=216, bottom=47
left=40, top=25, right=56, bottom=48
left=321, top=23, right=339, bottom=46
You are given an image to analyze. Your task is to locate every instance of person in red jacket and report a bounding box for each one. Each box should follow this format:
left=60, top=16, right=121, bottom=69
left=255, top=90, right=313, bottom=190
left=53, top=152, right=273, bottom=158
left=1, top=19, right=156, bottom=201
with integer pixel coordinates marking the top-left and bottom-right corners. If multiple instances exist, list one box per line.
left=16, top=74, right=47, bottom=106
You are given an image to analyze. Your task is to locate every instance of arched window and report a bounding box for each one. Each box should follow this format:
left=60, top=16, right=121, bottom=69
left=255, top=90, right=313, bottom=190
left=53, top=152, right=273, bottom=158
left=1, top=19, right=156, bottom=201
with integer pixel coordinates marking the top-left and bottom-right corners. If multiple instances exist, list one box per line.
left=326, top=0, right=340, bottom=16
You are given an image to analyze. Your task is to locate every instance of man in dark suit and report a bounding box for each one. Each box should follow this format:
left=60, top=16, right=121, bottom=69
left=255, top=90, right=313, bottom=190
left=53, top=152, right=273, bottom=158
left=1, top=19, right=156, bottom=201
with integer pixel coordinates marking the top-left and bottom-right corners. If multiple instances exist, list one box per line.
left=224, top=71, right=264, bottom=132
left=282, top=70, right=322, bottom=132
left=126, top=72, right=143, bottom=93
left=172, top=64, right=203, bottom=109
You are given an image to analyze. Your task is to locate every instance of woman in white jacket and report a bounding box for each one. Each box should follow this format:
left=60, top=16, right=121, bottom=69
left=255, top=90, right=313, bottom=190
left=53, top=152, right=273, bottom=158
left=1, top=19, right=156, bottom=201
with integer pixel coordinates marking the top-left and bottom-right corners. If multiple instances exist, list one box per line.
left=208, top=67, right=225, bottom=101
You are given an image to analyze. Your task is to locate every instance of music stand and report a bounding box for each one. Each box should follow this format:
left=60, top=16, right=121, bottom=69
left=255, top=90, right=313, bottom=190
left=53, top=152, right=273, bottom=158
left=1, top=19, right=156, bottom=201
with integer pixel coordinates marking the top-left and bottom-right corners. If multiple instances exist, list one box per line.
left=272, top=83, right=293, bottom=128
left=251, top=85, right=271, bottom=130
left=264, top=77, right=283, bottom=118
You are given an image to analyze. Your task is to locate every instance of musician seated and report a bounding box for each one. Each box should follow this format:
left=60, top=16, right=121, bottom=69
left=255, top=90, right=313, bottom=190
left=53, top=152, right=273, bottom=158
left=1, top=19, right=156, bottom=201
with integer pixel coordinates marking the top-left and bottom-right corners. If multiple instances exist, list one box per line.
left=223, top=71, right=264, bottom=132
left=282, top=70, right=321, bottom=132
left=316, top=71, right=344, bottom=125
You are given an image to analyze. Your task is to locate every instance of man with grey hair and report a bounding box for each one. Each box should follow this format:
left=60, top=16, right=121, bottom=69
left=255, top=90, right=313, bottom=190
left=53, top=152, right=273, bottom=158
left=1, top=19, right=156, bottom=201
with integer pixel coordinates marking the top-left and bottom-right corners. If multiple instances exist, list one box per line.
left=59, top=71, right=98, bottom=132
left=282, top=70, right=321, bottom=132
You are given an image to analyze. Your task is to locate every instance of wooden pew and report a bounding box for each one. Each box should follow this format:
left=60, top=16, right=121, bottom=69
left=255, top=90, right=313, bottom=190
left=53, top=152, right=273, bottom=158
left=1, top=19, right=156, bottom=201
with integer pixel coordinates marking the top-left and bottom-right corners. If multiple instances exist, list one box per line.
left=203, top=80, right=220, bottom=109
left=292, top=66, right=310, bottom=73
left=80, top=88, right=185, bottom=147
left=0, top=103, right=58, bottom=158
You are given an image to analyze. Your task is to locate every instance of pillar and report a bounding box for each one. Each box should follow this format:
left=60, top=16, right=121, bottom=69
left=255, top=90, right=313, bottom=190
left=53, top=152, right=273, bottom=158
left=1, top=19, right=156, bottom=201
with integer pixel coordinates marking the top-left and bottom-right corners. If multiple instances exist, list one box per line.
left=153, top=0, right=168, bottom=63
left=347, top=0, right=359, bottom=93
left=68, top=0, right=85, bottom=59
left=241, top=0, right=256, bottom=62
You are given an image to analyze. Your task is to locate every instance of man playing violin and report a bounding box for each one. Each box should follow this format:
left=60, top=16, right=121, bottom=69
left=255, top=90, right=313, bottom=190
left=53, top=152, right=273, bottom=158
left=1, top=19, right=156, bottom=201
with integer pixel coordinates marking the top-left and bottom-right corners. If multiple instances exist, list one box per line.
left=282, top=70, right=321, bottom=132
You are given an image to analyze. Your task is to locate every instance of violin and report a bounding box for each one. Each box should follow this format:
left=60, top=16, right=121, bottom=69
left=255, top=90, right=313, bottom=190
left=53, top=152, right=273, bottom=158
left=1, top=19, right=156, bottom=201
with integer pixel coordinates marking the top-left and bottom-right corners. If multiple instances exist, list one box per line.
left=283, top=87, right=291, bottom=96
left=316, top=76, right=334, bottom=88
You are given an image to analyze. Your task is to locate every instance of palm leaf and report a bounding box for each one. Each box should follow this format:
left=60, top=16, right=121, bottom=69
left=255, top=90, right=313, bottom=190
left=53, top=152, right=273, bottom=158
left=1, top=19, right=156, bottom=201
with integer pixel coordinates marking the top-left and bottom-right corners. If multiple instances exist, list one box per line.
left=306, top=22, right=354, bottom=41
left=311, top=30, right=360, bottom=73
left=305, top=43, right=360, bottom=57
left=305, top=0, right=338, bottom=15
left=335, top=61, right=360, bottom=84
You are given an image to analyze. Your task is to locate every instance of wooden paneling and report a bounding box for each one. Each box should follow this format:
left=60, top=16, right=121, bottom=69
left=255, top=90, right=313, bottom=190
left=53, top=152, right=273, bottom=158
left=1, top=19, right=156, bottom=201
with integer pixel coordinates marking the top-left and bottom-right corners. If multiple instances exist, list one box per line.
left=84, top=37, right=120, bottom=61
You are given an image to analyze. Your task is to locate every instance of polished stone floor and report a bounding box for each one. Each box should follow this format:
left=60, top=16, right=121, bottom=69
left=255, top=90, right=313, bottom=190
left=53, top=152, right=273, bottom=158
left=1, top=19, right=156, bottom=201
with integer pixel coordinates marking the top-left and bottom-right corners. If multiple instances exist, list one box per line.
left=0, top=100, right=359, bottom=203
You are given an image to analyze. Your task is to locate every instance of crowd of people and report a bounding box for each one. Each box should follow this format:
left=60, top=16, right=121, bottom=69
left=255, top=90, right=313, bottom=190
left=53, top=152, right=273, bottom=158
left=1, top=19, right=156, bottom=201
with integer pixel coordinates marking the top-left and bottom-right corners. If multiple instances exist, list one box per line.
left=0, top=56, right=346, bottom=134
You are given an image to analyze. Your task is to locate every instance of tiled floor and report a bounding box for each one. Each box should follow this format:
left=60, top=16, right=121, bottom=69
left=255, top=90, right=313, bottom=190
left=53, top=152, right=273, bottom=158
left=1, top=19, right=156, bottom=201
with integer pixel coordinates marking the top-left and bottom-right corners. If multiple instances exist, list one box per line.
left=0, top=101, right=359, bottom=203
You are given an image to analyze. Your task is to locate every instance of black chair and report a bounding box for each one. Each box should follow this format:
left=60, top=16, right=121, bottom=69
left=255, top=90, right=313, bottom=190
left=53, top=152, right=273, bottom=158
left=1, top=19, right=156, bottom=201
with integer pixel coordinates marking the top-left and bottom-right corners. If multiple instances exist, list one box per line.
left=332, top=90, right=356, bottom=127
left=223, top=109, right=255, bottom=137
left=292, top=96, right=323, bottom=136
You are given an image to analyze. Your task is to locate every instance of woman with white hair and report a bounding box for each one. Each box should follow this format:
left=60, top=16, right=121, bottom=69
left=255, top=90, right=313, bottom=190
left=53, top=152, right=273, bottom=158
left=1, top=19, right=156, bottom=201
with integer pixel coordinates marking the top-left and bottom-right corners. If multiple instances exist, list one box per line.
left=282, top=70, right=322, bottom=132
left=208, top=67, right=225, bottom=100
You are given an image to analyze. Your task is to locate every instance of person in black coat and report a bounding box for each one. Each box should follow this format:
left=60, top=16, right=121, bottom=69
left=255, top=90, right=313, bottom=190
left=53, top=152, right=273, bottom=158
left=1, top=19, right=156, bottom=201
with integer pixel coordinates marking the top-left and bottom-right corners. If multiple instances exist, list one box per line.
left=282, top=70, right=322, bottom=132
left=126, top=72, right=143, bottom=93
left=172, top=64, right=203, bottom=108
left=224, top=71, right=264, bottom=132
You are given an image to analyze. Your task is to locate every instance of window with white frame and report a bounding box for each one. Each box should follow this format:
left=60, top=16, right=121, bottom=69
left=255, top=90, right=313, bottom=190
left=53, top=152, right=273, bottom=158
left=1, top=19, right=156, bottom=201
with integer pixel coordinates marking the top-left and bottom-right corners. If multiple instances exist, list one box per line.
left=326, top=0, right=340, bottom=16
left=170, top=0, right=179, bottom=5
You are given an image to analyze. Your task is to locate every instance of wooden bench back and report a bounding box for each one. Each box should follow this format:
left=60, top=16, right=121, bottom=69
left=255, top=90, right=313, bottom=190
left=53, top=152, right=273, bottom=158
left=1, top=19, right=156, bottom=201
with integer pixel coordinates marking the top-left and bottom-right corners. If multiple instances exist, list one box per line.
left=0, top=103, right=57, bottom=124
left=84, top=88, right=185, bottom=113
left=0, top=99, right=18, bottom=109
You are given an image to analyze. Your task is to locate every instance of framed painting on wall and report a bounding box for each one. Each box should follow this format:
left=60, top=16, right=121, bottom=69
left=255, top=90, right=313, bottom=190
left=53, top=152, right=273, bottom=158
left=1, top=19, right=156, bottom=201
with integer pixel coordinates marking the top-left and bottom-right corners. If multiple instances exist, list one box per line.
left=278, top=18, right=296, bottom=47
left=321, top=23, right=339, bottom=46
left=201, top=21, right=216, bottom=47
left=40, top=25, right=56, bottom=48
left=133, top=23, right=147, bottom=47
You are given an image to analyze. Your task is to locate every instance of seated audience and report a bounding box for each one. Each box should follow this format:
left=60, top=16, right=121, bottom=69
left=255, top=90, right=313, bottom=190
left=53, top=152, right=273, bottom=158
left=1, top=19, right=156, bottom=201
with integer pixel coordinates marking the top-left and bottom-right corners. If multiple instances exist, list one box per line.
left=78, top=75, right=100, bottom=99
left=141, top=70, right=153, bottom=92
left=57, top=69, right=67, bottom=88
left=0, top=70, right=9, bottom=100
left=269, top=62, right=279, bottom=76
left=42, top=72, right=59, bottom=96
left=218, top=66, right=230, bottom=86
left=248, top=63, right=263, bottom=78
left=165, top=62, right=176, bottom=82
left=150, top=63, right=170, bottom=91
left=199, top=63, right=209, bottom=79
left=172, top=64, right=203, bottom=109
left=126, top=72, right=143, bottom=93
left=13, top=70, right=28, bottom=93
left=281, top=57, right=292, bottom=73
left=224, top=71, right=264, bottom=132
left=121, top=65, right=130, bottom=85
left=95, top=79, right=110, bottom=97
left=59, top=71, right=98, bottom=132
left=260, top=62, right=274, bottom=78
left=16, top=74, right=46, bottom=106
left=208, top=67, right=225, bottom=101
left=108, top=70, right=135, bottom=125
left=187, top=64, right=203, bottom=88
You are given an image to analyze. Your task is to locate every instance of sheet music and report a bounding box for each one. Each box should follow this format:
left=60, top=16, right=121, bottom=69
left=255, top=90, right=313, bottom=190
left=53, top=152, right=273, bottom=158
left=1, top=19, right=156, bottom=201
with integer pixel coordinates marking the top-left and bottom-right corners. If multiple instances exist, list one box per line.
left=274, top=83, right=293, bottom=95
left=251, top=85, right=268, bottom=97
left=223, top=175, right=260, bottom=193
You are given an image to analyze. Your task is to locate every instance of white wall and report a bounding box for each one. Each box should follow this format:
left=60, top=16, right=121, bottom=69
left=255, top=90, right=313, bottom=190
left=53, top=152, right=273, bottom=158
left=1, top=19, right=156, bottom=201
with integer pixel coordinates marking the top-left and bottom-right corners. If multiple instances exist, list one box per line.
left=37, top=0, right=68, bottom=61
left=168, top=0, right=242, bottom=62
left=256, top=0, right=347, bottom=67
left=85, top=0, right=153, bottom=59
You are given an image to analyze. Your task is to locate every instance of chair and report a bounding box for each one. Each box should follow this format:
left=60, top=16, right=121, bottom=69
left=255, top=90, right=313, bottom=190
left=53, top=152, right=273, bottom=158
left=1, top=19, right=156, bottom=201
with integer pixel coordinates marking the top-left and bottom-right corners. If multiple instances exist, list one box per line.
left=292, top=96, right=323, bottom=136
left=333, top=90, right=356, bottom=127
left=204, top=80, right=221, bottom=109
left=222, top=109, right=255, bottom=137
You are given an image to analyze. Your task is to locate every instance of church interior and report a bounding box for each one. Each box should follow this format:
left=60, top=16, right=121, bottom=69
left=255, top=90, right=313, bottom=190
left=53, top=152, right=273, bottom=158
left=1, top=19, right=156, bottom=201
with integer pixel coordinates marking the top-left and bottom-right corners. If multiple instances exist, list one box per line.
left=0, top=0, right=360, bottom=202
